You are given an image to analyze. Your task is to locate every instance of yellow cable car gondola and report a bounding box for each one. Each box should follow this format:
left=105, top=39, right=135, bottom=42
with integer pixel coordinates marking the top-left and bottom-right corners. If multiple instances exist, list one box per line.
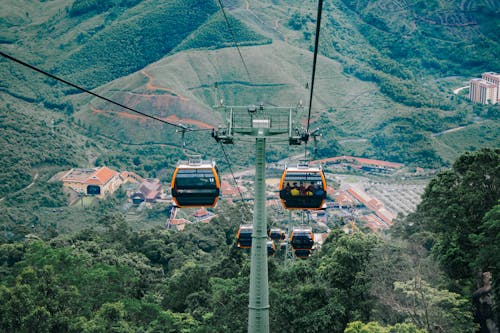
left=171, top=159, right=220, bottom=208
left=237, top=224, right=253, bottom=249
left=269, top=228, right=286, bottom=241
left=294, top=249, right=312, bottom=259
left=267, top=240, right=276, bottom=256
left=279, top=163, right=327, bottom=210
left=289, top=227, right=314, bottom=251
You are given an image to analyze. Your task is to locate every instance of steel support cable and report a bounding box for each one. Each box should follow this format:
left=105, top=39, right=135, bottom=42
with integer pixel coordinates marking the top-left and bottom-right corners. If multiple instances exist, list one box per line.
left=0, top=51, right=214, bottom=132
left=218, top=142, right=252, bottom=218
left=306, top=0, right=324, bottom=133
left=216, top=0, right=251, bottom=81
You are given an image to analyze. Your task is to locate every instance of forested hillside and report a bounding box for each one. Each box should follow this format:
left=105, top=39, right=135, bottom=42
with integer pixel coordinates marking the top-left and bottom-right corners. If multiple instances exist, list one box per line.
left=1, top=150, right=497, bottom=332
left=1, top=1, right=499, bottom=331
left=1, top=0, right=499, bottom=169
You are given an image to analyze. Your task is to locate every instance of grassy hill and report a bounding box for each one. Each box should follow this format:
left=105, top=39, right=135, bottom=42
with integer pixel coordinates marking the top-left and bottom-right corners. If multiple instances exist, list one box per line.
left=1, top=0, right=499, bottom=176
left=76, top=38, right=498, bottom=167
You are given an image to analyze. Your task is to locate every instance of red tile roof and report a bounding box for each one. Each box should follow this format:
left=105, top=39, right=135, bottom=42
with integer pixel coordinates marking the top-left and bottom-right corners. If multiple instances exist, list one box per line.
left=86, top=167, right=119, bottom=185
left=62, top=167, right=118, bottom=185
left=314, top=156, right=403, bottom=169
left=193, top=209, right=209, bottom=218
left=170, top=218, right=190, bottom=225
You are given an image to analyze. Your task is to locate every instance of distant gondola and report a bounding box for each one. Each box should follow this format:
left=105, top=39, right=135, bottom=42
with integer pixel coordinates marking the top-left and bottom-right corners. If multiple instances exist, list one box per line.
left=171, top=159, right=220, bottom=208
left=289, top=227, right=314, bottom=251
left=237, top=224, right=253, bottom=249
left=267, top=241, right=276, bottom=256
left=269, top=228, right=286, bottom=241
left=294, top=249, right=312, bottom=259
left=279, top=163, right=327, bottom=210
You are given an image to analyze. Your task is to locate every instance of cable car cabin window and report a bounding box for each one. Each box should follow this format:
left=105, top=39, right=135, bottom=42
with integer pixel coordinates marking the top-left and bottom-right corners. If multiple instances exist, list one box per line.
left=171, top=167, right=220, bottom=208
left=267, top=241, right=276, bottom=256
left=279, top=171, right=326, bottom=209
left=294, top=249, right=311, bottom=258
left=269, top=228, right=285, bottom=241
left=237, top=225, right=253, bottom=249
left=174, top=170, right=217, bottom=189
left=290, top=229, right=314, bottom=250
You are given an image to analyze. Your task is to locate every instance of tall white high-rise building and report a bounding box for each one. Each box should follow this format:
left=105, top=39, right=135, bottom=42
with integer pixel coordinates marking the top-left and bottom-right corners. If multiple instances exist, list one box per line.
left=482, top=72, right=500, bottom=102
left=469, top=72, right=499, bottom=104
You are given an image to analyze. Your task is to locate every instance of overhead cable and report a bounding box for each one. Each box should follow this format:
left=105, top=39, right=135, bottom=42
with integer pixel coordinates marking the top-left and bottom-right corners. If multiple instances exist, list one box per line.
left=0, top=51, right=208, bottom=131
left=216, top=0, right=251, bottom=81
left=306, top=0, right=324, bottom=133
left=219, top=142, right=252, bottom=217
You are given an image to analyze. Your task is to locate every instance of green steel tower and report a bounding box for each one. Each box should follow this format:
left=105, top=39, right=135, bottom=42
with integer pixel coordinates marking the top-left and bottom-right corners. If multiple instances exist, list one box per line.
left=213, top=104, right=306, bottom=333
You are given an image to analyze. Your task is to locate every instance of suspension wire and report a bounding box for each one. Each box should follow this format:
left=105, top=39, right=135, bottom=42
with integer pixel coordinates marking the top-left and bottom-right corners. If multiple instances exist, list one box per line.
left=0, top=51, right=214, bottom=131
left=306, top=0, right=324, bottom=133
left=216, top=0, right=251, bottom=81
left=218, top=142, right=252, bottom=218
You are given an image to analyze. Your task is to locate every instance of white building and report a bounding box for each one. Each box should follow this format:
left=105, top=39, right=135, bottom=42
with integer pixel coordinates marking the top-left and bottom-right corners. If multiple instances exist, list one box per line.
left=469, top=77, right=498, bottom=105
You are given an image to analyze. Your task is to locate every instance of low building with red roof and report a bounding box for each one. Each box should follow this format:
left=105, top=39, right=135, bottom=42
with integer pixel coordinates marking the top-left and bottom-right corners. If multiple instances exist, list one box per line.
left=130, top=178, right=163, bottom=204
left=192, top=208, right=216, bottom=223
left=61, top=166, right=122, bottom=198
left=331, top=190, right=357, bottom=208
left=347, top=186, right=396, bottom=226
left=314, top=156, right=403, bottom=173
left=168, top=218, right=191, bottom=231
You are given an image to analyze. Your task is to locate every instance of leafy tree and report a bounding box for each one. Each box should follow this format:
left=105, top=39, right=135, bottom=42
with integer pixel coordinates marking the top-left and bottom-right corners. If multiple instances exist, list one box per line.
left=162, top=261, right=210, bottom=312
left=288, top=12, right=306, bottom=30
left=393, top=278, right=477, bottom=332
left=402, top=149, right=499, bottom=291
left=473, top=204, right=500, bottom=305
left=345, top=321, right=427, bottom=333
left=318, top=231, right=380, bottom=326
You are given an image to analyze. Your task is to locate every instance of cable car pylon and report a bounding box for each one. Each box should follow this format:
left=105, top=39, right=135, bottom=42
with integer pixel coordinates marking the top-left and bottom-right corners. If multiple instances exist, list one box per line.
left=212, top=102, right=310, bottom=333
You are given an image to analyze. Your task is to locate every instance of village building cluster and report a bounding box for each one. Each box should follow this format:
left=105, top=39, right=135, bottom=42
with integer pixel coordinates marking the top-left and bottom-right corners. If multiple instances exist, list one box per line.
left=56, top=155, right=427, bottom=234
left=58, top=166, right=164, bottom=204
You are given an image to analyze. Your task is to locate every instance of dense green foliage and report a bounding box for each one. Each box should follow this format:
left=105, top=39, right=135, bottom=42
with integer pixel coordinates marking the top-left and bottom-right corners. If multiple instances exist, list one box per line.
left=1, top=0, right=499, bottom=328
left=58, top=0, right=267, bottom=88
left=0, top=104, right=80, bottom=196
left=59, top=0, right=220, bottom=88
left=395, top=148, right=499, bottom=325
left=370, top=127, right=442, bottom=167
left=345, top=321, right=426, bottom=333
left=474, top=204, right=500, bottom=306
left=334, top=0, right=500, bottom=107
left=174, top=12, right=271, bottom=52
left=0, top=202, right=480, bottom=332
left=2, top=0, right=499, bottom=168
left=69, top=0, right=143, bottom=17
left=402, top=149, right=499, bottom=282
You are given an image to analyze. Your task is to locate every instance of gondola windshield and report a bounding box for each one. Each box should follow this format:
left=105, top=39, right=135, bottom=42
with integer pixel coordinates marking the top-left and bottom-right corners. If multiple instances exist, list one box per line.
left=171, top=162, right=220, bottom=208
left=279, top=167, right=327, bottom=210
left=174, top=169, right=217, bottom=188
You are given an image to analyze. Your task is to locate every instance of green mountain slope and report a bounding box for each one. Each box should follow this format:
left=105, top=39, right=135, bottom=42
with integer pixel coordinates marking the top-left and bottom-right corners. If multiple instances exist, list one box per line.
left=76, top=38, right=498, bottom=167
left=1, top=0, right=498, bottom=175
left=1, top=0, right=268, bottom=92
left=57, top=0, right=268, bottom=88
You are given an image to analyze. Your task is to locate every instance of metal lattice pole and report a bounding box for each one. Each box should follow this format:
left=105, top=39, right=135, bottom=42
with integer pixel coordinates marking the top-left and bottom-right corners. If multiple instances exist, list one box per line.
left=212, top=104, right=306, bottom=333
left=248, top=138, right=269, bottom=333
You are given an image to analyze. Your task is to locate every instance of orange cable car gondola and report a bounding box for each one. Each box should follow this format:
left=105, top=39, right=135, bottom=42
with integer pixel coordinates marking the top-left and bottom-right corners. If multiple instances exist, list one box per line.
left=289, top=227, right=314, bottom=251
left=267, top=240, right=276, bottom=256
left=237, top=224, right=253, bottom=249
left=269, top=228, right=286, bottom=241
left=279, top=163, right=327, bottom=210
left=171, top=159, right=220, bottom=208
left=294, top=249, right=312, bottom=259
